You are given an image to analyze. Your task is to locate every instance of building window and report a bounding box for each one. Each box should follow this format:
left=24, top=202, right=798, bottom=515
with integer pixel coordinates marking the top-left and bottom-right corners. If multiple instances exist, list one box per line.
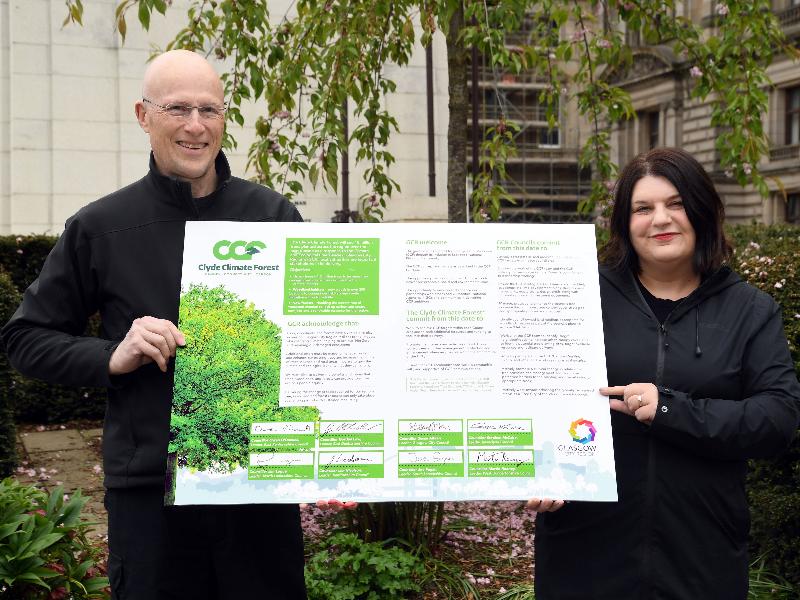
left=787, top=193, right=800, bottom=223
left=786, top=87, right=800, bottom=145
left=647, top=111, right=660, bottom=149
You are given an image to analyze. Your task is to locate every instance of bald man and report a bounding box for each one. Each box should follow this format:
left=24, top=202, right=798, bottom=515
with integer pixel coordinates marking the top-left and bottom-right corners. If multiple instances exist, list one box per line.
left=2, top=50, right=307, bottom=599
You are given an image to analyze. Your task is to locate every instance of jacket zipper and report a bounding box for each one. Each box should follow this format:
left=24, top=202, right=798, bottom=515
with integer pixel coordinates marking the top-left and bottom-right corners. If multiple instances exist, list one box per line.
left=643, top=320, right=668, bottom=598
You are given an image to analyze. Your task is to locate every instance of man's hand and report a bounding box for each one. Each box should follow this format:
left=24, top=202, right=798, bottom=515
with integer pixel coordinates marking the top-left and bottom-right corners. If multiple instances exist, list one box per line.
left=109, top=316, right=185, bottom=375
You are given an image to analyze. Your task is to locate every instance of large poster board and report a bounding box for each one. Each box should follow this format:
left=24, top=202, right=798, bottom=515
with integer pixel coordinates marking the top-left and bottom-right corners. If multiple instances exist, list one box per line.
left=167, top=222, right=617, bottom=505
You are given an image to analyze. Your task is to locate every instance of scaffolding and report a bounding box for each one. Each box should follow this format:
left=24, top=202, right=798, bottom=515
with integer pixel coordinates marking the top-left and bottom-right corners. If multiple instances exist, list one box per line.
left=467, top=24, right=593, bottom=224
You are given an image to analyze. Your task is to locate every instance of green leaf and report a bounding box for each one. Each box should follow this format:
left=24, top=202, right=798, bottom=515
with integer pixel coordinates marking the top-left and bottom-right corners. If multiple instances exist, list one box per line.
left=138, top=1, right=151, bottom=29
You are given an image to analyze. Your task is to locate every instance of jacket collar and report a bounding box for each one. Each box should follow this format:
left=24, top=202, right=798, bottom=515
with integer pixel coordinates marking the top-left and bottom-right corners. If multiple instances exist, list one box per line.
left=146, top=151, right=232, bottom=215
left=600, top=263, right=741, bottom=323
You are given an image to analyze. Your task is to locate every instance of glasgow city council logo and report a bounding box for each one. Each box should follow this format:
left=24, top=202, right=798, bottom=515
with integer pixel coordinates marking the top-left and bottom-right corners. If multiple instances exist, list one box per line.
left=569, top=418, right=597, bottom=445
left=213, top=240, right=266, bottom=261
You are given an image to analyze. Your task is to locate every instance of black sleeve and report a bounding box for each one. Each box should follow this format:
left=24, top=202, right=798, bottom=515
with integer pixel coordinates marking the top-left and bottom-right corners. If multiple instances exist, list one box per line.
left=1, top=216, right=116, bottom=388
left=649, top=296, right=800, bottom=460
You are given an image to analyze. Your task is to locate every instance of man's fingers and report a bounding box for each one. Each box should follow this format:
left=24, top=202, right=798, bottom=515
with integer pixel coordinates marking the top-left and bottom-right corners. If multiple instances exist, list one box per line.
left=109, top=316, right=184, bottom=375
left=136, top=332, right=170, bottom=371
left=137, top=317, right=183, bottom=356
left=138, top=330, right=172, bottom=370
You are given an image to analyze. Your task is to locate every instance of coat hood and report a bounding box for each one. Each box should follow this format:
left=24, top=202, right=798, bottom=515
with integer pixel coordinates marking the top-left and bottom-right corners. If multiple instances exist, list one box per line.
left=599, top=264, right=742, bottom=323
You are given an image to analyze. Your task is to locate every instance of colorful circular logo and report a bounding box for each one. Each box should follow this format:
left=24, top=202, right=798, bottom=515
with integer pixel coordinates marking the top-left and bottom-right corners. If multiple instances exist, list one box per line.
left=569, top=418, right=597, bottom=444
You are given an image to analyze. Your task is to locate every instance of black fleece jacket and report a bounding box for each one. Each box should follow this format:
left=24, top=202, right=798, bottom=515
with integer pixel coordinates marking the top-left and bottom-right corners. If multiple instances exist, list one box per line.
left=535, top=265, right=800, bottom=600
left=2, top=152, right=303, bottom=488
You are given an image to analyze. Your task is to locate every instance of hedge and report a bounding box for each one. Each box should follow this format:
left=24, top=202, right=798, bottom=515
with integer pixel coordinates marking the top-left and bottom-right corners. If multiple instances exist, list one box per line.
left=0, top=270, right=20, bottom=477
left=0, top=235, right=106, bottom=430
left=726, top=224, right=800, bottom=588
left=1, top=225, right=799, bottom=583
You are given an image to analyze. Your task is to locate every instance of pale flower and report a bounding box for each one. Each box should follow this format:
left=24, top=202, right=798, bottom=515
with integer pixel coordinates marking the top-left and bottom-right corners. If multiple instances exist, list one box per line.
left=775, top=282, right=783, bottom=289
left=742, top=163, right=752, bottom=175
left=689, top=66, right=703, bottom=78
left=597, top=38, right=612, bottom=49
left=571, top=27, right=586, bottom=42
left=716, top=3, right=729, bottom=16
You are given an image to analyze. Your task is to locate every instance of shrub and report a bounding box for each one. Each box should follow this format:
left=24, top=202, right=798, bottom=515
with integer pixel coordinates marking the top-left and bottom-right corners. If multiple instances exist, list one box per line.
left=304, top=533, right=424, bottom=600
left=0, top=270, right=20, bottom=477
left=0, top=235, right=59, bottom=292
left=0, top=235, right=106, bottom=426
left=726, top=223, right=800, bottom=589
left=0, top=478, right=109, bottom=599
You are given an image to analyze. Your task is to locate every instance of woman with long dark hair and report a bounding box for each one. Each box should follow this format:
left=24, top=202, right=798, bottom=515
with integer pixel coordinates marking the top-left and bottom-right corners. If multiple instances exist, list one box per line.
left=530, top=148, right=800, bottom=599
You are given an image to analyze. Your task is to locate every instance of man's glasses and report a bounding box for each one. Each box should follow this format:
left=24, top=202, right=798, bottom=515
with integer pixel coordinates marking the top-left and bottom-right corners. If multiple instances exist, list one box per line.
left=142, top=98, right=226, bottom=120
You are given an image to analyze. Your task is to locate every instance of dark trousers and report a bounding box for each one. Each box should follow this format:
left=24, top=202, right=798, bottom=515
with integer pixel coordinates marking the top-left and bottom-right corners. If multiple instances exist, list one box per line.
left=105, top=487, right=307, bottom=600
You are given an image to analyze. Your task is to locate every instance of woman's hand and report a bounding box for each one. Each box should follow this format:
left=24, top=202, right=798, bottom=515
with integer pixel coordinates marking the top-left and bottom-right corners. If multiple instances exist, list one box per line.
left=601, top=383, right=659, bottom=424
left=309, top=499, right=358, bottom=512
left=525, top=498, right=565, bottom=512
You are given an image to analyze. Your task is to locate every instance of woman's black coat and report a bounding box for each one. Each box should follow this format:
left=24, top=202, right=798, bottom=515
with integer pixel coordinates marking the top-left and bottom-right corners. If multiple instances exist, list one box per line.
left=535, top=265, right=800, bottom=600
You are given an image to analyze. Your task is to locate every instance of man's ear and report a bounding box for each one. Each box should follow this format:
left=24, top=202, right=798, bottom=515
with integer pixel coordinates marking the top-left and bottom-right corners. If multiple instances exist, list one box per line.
left=135, top=101, right=150, bottom=133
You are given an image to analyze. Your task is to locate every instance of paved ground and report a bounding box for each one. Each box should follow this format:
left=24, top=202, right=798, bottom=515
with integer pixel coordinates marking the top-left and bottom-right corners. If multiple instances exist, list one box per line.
left=14, top=425, right=108, bottom=540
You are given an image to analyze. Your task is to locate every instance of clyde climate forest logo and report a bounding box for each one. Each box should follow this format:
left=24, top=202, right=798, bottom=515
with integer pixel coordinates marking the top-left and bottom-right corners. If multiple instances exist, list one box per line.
left=569, top=418, right=597, bottom=445
left=213, top=240, right=266, bottom=261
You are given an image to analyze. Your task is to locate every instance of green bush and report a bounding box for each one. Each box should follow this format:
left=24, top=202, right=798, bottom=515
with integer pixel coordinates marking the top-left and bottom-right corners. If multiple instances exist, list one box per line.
left=726, top=223, right=800, bottom=589
left=304, top=533, right=424, bottom=600
left=0, top=235, right=58, bottom=292
left=0, top=478, right=109, bottom=599
left=0, top=270, right=20, bottom=478
left=0, top=235, right=106, bottom=426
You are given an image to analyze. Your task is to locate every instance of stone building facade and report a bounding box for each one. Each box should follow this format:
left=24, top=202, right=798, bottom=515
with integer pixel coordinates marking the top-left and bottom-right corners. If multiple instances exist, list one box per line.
left=2, top=1, right=797, bottom=233
left=607, top=0, right=800, bottom=224
left=0, top=0, right=450, bottom=233
left=473, top=1, right=799, bottom=224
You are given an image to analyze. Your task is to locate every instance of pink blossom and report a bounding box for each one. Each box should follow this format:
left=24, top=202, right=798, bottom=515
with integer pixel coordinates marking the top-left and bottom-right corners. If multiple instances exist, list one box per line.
left=742, top=163, right=752, bottom=175
left=93, top=464, right=103, bottom=475
left=716, top=3, right=729, bottom=16
left=597, top=38, right=612, bottom=49
left=689, top=66, right=703, bottom=78
left=570, top=27, right=586, bottom=42
left=775, top=282, right=783, bottom=289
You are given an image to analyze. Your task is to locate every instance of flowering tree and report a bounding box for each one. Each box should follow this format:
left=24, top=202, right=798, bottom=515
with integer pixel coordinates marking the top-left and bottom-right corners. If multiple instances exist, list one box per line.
left=66, top=0, right=795, bottom=223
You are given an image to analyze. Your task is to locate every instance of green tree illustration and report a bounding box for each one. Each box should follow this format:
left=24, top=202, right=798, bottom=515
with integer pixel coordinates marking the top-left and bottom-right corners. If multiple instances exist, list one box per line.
left=166, top=284, right=318, bottom=501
